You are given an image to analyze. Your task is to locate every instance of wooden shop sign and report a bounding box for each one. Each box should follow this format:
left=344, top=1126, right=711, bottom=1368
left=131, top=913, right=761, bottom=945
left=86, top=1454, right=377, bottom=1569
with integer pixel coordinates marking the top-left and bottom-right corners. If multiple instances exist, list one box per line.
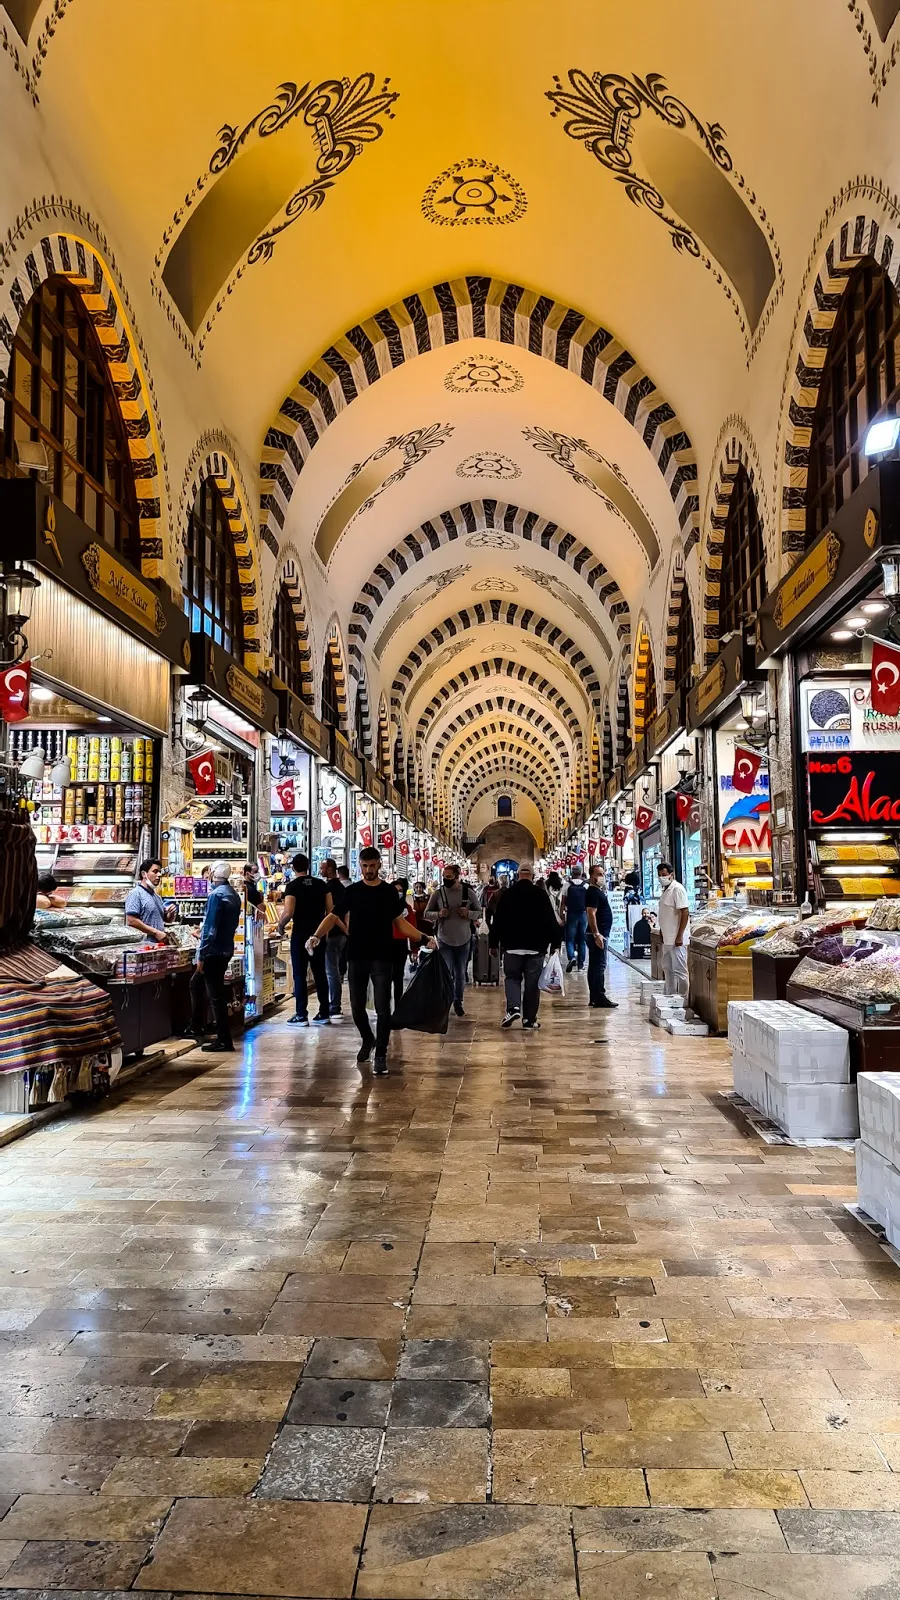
left=774, top=533, right=842, bottom=632
left=80, top=543, right=166, bottom=636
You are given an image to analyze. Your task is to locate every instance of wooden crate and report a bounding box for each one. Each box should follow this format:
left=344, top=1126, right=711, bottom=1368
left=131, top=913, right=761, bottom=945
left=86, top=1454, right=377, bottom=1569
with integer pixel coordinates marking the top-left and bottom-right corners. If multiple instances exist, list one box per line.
left=689, top=947, right=753, bottom=1034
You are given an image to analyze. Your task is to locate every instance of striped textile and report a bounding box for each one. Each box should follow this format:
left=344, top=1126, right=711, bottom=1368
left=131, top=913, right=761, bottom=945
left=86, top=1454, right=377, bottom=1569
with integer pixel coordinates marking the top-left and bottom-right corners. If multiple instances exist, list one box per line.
left=0, top=943, right=121, bottom=1075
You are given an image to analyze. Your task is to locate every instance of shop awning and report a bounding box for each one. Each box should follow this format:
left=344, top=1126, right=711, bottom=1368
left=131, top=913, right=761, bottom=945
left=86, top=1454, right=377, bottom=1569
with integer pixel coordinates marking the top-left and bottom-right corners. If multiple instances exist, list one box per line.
left=686, top=627, right=759, bottom=731
left=757, top=460, right=900, bottom=663
left=2, top=479, right=189, bottom=669
left=188, top=634, right=279, bottom=736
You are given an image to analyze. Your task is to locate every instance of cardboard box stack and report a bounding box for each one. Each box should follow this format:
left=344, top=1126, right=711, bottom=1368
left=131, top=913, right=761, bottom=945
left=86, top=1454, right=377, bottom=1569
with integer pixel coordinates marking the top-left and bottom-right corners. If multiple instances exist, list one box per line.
left=648, top=990, right=709, bottom=1036
left=855, top=1074, right=900, bottom=1242
left=727, top=1000, right=857, bottom=1139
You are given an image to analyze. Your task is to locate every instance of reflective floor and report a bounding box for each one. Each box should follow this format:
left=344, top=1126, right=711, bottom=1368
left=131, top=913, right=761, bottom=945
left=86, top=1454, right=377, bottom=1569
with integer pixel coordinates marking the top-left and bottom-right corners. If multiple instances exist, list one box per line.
left=0, top=959, right=898, bottom=1597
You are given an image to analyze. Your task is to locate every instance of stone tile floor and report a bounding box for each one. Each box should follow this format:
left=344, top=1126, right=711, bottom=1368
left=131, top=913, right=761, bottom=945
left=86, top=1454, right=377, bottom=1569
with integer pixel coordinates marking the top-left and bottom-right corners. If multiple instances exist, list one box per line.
left=0, top=957, right=897, bottom=1595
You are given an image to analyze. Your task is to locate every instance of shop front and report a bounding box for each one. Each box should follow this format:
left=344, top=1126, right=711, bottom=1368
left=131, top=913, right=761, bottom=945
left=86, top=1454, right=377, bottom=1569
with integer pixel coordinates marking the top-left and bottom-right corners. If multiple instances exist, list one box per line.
left=758, top=457, right=900, bottom=914
left=271, top=689, right=328, bottom=872
left=687, top=627, right=772, bottom=903
left=647, top=692, right=703, bottom=912
left=317, top=730, right=363, bottom=873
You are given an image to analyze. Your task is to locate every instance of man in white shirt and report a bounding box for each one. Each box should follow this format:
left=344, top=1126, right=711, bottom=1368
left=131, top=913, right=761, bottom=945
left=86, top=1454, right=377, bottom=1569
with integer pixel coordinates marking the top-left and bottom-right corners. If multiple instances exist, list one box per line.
left=656, top=860, right=690, bottom=998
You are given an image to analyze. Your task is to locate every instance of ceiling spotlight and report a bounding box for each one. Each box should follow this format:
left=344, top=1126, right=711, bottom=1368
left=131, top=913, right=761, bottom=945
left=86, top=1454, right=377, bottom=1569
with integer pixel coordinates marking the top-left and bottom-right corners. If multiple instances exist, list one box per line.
left=845, top=616, right=866, bottom=628
left=830, top=629, right=852, bottom=640
left=863, top=601, right=888, bottom=614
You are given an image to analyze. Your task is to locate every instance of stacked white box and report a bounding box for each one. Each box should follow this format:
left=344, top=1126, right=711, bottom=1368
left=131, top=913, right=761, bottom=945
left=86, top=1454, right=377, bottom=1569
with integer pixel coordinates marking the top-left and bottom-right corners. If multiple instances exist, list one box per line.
left=765, top=1077, right=859, bottom=1139
left=665, top=1018, right=709, bottom=1036
left=649, top=994, right=685, bottom=1028
left=640, top=980, right=665, bottom=1004
left=855, top=1074, right=900, bottom=1246
left=727, top=1000, right=854, bottom=1139
left=856, top=1073, right=900, bottom=1161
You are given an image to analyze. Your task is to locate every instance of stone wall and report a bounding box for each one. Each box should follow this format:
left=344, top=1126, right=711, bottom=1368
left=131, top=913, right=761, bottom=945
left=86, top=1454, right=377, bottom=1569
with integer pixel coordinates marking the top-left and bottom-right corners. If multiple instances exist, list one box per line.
left=469, top=820, right=537, bottom=881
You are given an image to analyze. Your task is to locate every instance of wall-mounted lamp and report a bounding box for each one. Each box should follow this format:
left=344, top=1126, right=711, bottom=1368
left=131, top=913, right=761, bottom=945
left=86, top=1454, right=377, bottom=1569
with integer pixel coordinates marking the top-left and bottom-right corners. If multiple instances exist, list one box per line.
left=865, top=417, right=900, bottom=458
left=0, top=563, right=41, bottom=666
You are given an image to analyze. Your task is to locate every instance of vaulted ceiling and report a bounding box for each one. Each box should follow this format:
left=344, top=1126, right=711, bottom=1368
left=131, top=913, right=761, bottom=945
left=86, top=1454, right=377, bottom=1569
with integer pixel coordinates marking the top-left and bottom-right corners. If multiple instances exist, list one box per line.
left=3, top=0, right=898, bottom=841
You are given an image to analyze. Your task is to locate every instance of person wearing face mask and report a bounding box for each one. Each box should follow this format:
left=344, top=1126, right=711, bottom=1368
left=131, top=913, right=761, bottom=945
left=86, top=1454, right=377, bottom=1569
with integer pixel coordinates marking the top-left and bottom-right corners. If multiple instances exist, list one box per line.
left=424, top=862, right=478, bottom=1018
left=656, top=860, right=690, bottom=998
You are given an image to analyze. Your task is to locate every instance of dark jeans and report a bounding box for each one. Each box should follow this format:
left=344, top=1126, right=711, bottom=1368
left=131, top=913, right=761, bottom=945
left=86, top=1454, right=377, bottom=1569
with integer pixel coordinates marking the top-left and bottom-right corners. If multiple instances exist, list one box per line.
left=565, top=912, right=588, bottom=969
left=587, top=936, right=608, bottom=1004
left=325, top=933, right=347, bottom=1014
left=291, top=938, right=329, bottom=1020
left=391, top=942, right=409, bottom=1012
left=349, top=957, right=393, bottom=1054
left=190, top=955, right=232, bottom=1045
left=440, top=941, right=469, bottom=1007
left=503, top=951, right=543, bottom=1023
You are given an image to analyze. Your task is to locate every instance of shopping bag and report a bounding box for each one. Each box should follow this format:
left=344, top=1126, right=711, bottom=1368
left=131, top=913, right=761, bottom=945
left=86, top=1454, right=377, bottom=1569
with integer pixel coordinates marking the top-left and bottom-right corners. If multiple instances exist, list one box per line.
left=392, top=948, right=454, bottom=1034
left=538, top=950, right=565, bottom=996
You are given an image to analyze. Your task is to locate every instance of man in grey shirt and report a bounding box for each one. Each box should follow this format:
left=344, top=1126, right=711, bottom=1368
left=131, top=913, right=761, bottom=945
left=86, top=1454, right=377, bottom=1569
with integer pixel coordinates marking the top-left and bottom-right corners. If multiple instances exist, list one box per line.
left=425, top=864, right=479, bottom=1017
left=125, top=858, right=175, bottom=943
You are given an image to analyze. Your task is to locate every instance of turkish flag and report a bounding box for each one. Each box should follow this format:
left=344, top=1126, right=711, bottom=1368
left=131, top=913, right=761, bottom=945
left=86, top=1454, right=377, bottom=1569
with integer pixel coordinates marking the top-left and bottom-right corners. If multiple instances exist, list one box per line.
left=358, top=824, right=373, bottom=848
left=587, top=838, right=598, bottom=857
left=634, top=804, right=655, bottom=832
left=325, top=803, right=343, bottom=832
left=413, top=849, right=422, bottom=862
left=274, top=778, right=295, bottom=812
left=613, top=823, right=628, bottom=849
left=187, top=749, right=217, bottom=795
left=871, top=637, right=900, bottom=715
left=675, top=792, right=693, bottom=821
left=0, top=660, right=31, bottom=723
left=598, top=837, right=612, bottom=857
left=399, top=839, right=409, bottom=857
left=731, top=746, right=763, bottom=795
left=379, top=829, right=394, bottom=849
left=423, top=848, right=431, bottom=861
left=433, top=856, right=443, bottom=869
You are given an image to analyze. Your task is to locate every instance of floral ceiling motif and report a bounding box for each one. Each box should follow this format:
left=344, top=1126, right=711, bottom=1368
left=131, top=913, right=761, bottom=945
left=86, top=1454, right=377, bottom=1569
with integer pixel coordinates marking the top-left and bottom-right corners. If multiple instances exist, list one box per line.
left=422, top=158, right=527, bottom=226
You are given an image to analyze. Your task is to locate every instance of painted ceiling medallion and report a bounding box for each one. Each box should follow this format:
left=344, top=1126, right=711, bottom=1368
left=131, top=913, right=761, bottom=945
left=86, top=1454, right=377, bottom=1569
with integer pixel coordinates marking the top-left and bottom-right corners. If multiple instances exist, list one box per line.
left=472, top=577, right=518, bottom=593
left=422, top=158, right=527, bottom=227
left=466, top=531, right=518, bottom=550
left=445, top=355, right=523, bottom=395
left=456, top=451, right=521, bottom=480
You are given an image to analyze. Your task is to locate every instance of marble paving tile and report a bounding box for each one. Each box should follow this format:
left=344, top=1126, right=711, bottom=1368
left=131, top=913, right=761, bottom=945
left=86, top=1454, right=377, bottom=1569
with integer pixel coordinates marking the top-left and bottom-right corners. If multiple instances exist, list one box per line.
left=388, top=1380, right=490, bottom=1429
left=135, top=1497, right=367, bottom=1595
left=375, top=1428, right=489, bottom=1503
left=356, top=1503, right=579, bottom=1598
left=256, top=1425, right=381, bottom=1501
left=284, top=1377, right=392, bottom=1428
left=573, top=1506, right=787, bottom=1552
left=709, top=1552, right=900, bottom=1598
left=577, top=1550, right=716, bottom=1599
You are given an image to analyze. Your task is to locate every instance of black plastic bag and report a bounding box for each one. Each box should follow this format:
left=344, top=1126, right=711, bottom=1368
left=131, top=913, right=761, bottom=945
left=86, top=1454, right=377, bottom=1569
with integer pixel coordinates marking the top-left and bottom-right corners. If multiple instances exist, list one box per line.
left=392, top=948, right=454, bottom=1034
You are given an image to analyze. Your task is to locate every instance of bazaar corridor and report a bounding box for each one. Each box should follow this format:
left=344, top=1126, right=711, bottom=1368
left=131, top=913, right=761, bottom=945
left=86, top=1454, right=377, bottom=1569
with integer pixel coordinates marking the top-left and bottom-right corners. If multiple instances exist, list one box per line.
left=0, top=963, right=897, bottom=1599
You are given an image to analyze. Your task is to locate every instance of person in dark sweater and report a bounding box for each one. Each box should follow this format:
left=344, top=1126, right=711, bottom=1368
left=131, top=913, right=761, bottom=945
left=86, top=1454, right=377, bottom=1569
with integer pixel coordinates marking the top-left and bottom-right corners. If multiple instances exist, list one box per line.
left=586, top=862, right=617, bottom=1009
left=489, top=862, right=562, bottom=1031
left=190, top=862, right=242, bottom=1051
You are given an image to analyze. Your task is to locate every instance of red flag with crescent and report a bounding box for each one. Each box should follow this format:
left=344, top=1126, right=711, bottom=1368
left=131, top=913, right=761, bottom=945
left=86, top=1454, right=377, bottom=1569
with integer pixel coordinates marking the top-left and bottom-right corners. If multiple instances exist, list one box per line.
left=0, top=660, right=31, bottom=723
left=587, top=838, right=598, bottom=857
left=325, top=803, right=343, bottom=832
left=612, top=823, right=628, bottom=849
left=399, top=839, right=409, bottom=857
left=274, top=778, right=295, bottom=812
left=634, top=804, right=655, bottom=832
left=187, top=749, right=217, bottom=796
left=871, top=638, right=900, bottom=716
left=358, top=824, right=373, bottom=848
left=675, top=792, right=693, bottom=821
left=731, top=746, right=763, bottom=795
left=597, top=837, right=612, bottom=857
left=379, top=829, right=394, bottom=849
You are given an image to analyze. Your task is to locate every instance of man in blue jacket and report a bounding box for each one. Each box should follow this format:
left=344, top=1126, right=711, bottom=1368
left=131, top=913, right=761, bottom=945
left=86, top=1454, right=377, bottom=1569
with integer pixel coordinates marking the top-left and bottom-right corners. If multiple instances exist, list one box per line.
left=586, top=862, right=617, bottom=1009
left=189, top=861, right=242, bottom=1052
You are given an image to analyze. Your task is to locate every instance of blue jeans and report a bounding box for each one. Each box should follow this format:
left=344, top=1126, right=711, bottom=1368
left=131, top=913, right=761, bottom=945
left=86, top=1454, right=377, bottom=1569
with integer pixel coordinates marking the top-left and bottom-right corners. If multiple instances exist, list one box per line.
left=325, top=933, right=346, bottom=1014
left=440, top=941, right=469, bottom=1007
left=566, top=913, right=588, bottom=969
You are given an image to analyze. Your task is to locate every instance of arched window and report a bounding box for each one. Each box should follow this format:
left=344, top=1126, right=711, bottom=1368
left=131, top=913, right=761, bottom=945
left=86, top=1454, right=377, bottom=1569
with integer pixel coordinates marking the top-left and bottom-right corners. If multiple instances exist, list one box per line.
left=806, top=260, right=900, bottom=546
left=674, top=586, right=695, bottom=694
left=0, top=276, right=142, bottom=567
left=184, top=477, right=244, bottom=657
left=719, top=466, right=766, bottom=638
left=322, top=647, right=342, bottom=728
left=271, top=584, right=306, bottom=701
left=497, top=795, right=513, bottom=819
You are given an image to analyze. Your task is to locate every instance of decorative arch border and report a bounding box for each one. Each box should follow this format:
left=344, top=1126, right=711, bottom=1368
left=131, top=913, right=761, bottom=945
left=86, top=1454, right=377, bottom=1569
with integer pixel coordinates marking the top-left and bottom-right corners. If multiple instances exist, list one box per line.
left=632, top=617, right=657, bottom=737
left=261, top=543, right=313, bottom=701
left=776, top=184, right=900, bottom=561
left=703, top=431, right=766, bottom=662
left=662, top=545, right=690, bottom=694
left=376, top=693, right=391, bottom=772
left=453, top=759, right=557, bottom=828
left=603, top=698, right=614, bottom=777
left=454, top=750, right=557, bottom=801
left=418, top=658, right=585, bottom=745
left=462, top=776, right=551, bottom=830
left=260, top=275, right=699, bottom=546
left=431, top=696, right=574, bottom=768
left=181, top=440, right=265, bottom=668
left=322, top=616, right=349, bottom=728
left=0, top=211, right=170, bottom=580
left=615, top=651, right=631, bottom=761
left=347, top=498, right=629, bottom=677
left=441, top=728, right=567, bottom=791
left=392, top=605, right=606, bottom=723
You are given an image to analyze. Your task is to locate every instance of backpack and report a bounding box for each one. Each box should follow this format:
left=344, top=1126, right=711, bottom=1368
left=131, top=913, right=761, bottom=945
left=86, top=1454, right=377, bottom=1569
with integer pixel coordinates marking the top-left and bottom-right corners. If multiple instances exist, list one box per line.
left=566, top=881, right=587, bottom=916
left=440, top=883, right=470, bottom=912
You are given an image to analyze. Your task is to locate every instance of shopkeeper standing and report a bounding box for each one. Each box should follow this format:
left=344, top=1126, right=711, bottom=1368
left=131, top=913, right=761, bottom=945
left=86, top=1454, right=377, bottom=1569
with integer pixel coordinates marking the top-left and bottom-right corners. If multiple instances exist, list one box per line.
left=125, top=858, right=176, bottom=944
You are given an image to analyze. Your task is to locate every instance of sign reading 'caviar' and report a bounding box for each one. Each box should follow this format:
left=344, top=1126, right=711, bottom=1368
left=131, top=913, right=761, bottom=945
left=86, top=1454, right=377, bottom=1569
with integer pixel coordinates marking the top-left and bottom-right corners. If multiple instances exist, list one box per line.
left=807, top=752, right=900, bottom=825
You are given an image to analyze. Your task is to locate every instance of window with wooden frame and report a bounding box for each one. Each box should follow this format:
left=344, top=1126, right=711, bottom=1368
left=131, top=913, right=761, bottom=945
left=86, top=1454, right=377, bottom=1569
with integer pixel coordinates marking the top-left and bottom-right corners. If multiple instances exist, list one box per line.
left=0, top=276, right=143, bottom=567
left=322, top=647, right=342, bottom=729
left=271, top=584, right=306, bottom=701
left=184, top=477, right=244, bottom=657
left=719, top=465, right=766, bottom=639
left=674, top=586, right=695, bottom=694
left=806, top=260, right=900, bottom=546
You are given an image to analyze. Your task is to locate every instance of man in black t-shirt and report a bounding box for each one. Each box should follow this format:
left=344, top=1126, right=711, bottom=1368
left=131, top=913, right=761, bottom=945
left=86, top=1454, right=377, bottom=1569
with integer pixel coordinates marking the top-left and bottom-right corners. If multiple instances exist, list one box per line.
left=319, top=858, right=348, bottom=1018
left=307, top=847, right=434, bottom=1074
left=276, top=853, right=333, bottom=1026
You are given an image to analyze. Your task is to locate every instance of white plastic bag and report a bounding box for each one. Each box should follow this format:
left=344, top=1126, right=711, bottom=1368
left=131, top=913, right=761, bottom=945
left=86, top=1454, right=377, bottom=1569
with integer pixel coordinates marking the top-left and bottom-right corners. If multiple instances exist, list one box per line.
left=539, top=950, right=565, bottom=996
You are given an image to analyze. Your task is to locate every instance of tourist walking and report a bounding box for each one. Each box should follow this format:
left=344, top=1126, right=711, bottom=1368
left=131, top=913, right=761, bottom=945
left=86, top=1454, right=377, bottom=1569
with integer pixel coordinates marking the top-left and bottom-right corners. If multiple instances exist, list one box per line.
left=189, top=862, right=242, bottom=1052
left=391, top=877, right=416, bottom=1011
left=425, top=862, right=477, bottom=1017
left=657, top=860, right=690, bottom=998
left=276, top=853, right=333, bottom=1025
left=586, top=862, right=616, bottom=1008
left=563, top=866, right=588, bottom=973
left=319, top=858, right=348, bottom=1017
left=489, top=862, right=562, bottom=1031
left=306, top=847, right=434, bottom=1074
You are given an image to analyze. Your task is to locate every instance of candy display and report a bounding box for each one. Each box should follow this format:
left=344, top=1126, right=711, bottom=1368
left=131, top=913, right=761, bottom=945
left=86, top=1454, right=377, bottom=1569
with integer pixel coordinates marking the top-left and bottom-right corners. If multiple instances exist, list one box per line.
left=793, top=945, right=900, bottom=1003
left=756, top=910, right=870, bottom=956
left=868, top=899, right=900, bottom=931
